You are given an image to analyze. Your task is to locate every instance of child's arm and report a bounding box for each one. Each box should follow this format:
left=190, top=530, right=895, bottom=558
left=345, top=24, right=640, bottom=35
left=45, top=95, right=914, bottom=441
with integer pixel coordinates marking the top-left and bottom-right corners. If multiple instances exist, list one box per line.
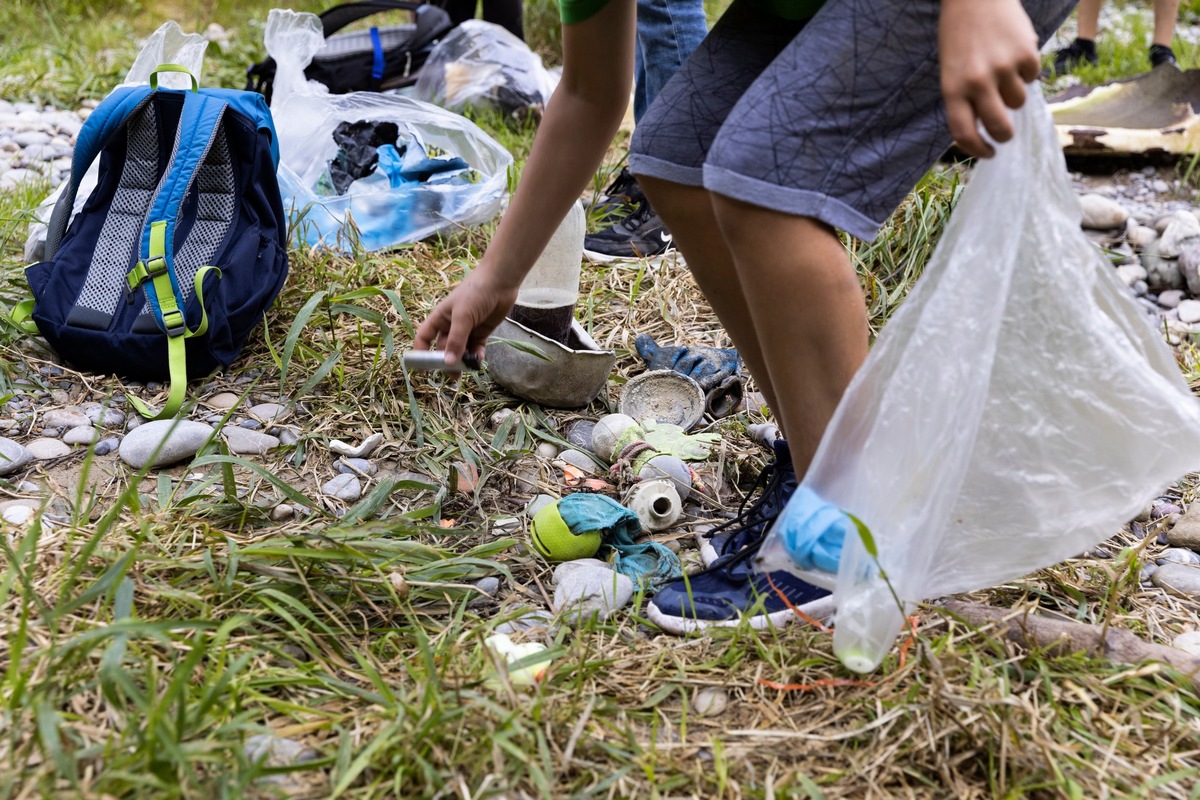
left=414, top=0, right=636, bottom=363
left=938, top=0, right=1042, bottom=158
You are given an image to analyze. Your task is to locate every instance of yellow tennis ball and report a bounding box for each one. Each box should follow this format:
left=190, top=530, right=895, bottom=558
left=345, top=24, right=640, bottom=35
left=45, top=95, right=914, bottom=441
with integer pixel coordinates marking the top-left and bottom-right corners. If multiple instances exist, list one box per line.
left=529, top=503, right=602, bottom=561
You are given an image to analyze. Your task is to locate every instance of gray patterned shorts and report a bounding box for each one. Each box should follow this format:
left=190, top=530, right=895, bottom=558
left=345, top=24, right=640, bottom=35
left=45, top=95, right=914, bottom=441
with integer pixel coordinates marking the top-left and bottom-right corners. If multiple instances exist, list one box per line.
left=628, top=0, right=1077, bottom=241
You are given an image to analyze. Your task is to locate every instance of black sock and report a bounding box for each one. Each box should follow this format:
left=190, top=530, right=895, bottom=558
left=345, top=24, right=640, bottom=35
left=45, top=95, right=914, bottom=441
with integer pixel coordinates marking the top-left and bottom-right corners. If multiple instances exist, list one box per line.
left=1074, top=37, right=1097, bottom=56
left=1150, top=44, right=1177, bottom=67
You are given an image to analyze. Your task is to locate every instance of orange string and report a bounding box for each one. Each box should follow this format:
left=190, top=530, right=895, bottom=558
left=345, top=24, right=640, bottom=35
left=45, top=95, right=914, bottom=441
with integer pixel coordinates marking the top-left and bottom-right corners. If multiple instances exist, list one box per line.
left=758, top=677, right=875, bottom=692
left=896, top=615, right=920, bottom=670
left=766, top=572, right=832, bottom=633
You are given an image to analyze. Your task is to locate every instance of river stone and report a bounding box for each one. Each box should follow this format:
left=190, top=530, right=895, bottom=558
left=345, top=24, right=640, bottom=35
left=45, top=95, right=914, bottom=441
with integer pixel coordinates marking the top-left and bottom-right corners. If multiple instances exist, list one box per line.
left=692, top=687, right=729, bottom=717
left=84, top=405, right=125, bottom=428
left=494, top=607, right=556, bottom=637
left=26, top=438, right=71, bottom=459
left=1151, top=562, right=1200, bottom=597
left=536, top=442, right=560, bottom=460
left=556, top=448, right=596, bottom=474
left=1173, top=631, right=1200, bottom=656
left=1128, top=225, right=1159, bottom=250
left=206, top=392, right=240, bottom=410
left=222, top=427, right=280, bottom=455
left=1178, top=300, right=1200, bottom=325
left=336, top=457, right=377, bottom=476
left=526, top=494, right=557, bottom=518
left=551, top=562, right=634, bottom=624
left=1115, top=264, right=1148, bottom=287
left=119, top=420, right=213, bottom=468
left=270, top=504, right=295, bottom=522
left=1157, top=548, right=1200, bottom=566
left=248, top=402, right=287, bottom=423
left=321, top=473, right=362, bottom=501
left=43, top=408, right=90, bottom=429
left=1078, top=194, right=1130, bottom=230
left=0, top=438, right=33, bottom=476
left=1158, top=289, right=1185, bottom=309
left=93, top=437, right=119, bottom=457
left=1179, top=239, right=1200, bottom=295
left=1158, top=216, right=1200, bottom=258
left=1166, top=503, right=1200, bottom=549
left=566, top=419, right=596, bottom=450
left=1, top=505, right=35, bottom=526
left=63, top=425, right=100, bottom=445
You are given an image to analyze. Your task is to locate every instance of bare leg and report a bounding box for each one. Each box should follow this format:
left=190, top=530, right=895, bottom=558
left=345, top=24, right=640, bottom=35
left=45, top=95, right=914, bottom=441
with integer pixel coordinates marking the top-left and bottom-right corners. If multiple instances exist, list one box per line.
left=1075, top=0, right=1102, bottom=40
left=1153, top=0, right=1181, bottom=47
left=638, top=175, right=785, bottom=432
left=709, top=196, right=868, bottom=476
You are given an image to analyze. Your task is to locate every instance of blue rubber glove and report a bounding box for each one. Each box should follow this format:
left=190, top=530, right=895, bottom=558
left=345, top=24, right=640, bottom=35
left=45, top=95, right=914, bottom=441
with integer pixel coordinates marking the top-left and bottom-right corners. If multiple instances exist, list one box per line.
left=772, top=485, right=849, bottom=575
left=635, top=333, right=742, bottom=391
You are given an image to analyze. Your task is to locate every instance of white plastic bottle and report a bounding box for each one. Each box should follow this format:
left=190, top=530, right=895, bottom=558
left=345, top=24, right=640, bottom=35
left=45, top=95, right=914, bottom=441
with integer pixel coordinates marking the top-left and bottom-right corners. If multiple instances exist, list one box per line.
left=509, top=200, right=585, bottom=344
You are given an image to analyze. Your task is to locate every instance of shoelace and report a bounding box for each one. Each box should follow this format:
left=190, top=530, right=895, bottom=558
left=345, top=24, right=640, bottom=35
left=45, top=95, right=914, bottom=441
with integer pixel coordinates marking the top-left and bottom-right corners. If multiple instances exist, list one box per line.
left=701, top=460, right=794, bottom=560
left=618, top=198, right=657, bottom=233
left=603, top=167, right=637, bottom=201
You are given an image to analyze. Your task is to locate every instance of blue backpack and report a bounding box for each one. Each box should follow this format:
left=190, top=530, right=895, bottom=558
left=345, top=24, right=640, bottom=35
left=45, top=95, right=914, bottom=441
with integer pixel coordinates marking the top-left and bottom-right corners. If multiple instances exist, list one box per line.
left=19, top=67, right=289, bottom=419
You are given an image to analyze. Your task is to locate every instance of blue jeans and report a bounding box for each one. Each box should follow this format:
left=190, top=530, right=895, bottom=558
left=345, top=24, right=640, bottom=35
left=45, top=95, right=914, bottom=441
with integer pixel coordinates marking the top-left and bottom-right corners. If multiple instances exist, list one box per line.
left=634, top=0, right=708, bottom=123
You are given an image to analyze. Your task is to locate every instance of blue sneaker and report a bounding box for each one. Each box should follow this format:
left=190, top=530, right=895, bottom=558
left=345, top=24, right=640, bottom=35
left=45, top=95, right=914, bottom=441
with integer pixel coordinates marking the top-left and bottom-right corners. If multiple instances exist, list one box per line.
left=647, top=538, right=834, bottom=635
left=696, top=439, right=798, bottom=567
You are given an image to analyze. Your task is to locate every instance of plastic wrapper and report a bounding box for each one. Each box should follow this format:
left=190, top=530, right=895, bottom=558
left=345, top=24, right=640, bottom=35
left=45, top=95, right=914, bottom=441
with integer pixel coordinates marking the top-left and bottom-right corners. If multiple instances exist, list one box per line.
left=755, top=88, right=1200, bottom=673
left=24, top=21, right=208, bottom=261
left=413, top=20, right=558, bottom=118
left=266, top=10, right=512, bottom=251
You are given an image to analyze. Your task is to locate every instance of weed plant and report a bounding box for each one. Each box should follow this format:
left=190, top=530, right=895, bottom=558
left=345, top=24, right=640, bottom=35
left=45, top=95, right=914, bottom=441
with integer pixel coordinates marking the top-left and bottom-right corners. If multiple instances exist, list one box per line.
left=0, top=2, right=1198, bottom=798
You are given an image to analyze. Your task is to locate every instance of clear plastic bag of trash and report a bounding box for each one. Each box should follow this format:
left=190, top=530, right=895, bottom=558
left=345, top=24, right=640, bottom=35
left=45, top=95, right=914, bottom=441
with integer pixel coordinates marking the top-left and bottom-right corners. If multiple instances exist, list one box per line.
left=24, top=21, right=209, bottom=261
left=755, top=87, right=1200, bottom=674
left=266, top=9, right=513, bottom=251
left=413, top=20, right=559, bottom=118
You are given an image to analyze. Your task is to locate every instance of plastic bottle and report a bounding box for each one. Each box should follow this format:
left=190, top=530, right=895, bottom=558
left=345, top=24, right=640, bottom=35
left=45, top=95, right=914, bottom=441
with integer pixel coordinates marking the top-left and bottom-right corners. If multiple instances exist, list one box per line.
left=508, top=200, right=585, bottom=344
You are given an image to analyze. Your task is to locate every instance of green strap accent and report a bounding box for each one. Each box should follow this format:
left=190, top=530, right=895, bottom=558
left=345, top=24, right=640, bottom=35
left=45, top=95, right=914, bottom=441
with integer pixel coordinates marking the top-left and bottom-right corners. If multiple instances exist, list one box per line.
left=6, top=299, right=40, bottom=335
left=149, top=64, right=200, bottom=92
left=127, top=220, right=220, bottom=420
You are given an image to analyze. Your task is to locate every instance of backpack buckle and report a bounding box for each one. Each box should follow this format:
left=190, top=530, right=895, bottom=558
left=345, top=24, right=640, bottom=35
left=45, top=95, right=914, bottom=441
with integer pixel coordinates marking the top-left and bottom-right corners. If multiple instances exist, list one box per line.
left=125, top=256, right=169, bottom=301
left=161, top=308, right=187, bottom=337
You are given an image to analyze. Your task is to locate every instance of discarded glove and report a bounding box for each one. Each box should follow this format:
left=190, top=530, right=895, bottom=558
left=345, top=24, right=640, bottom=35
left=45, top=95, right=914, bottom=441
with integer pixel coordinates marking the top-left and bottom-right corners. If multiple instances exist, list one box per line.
left=637, top=419, right=720, bottom=461
left=557, top=493, right=682, bottom=586
left=635, top=333, right=744, bottom=417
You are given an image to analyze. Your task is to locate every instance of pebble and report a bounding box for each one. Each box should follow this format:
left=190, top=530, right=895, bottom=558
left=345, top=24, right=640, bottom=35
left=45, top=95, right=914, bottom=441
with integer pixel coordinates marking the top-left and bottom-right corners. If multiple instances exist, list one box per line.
left=1158, top=289, right=1185, bottom=309
left=243, top=734, right=319, bottom=770
left=43, top=408, right=90, bottom=429
left=638, top=454, right=693, bottom=502
left=270, top=504, right=295, bottom=522
left=1078, top=194, right=1130, bottom=230
left=83, top=405, right=125, bottom=428
left=1177, top=299, right=1200, bottom=325
left=278, top=428, right=300, bottom=447
left=0, top=437, right=33, bottom=476
left=93, top=437, right=119, bottom=457
left=526, top=494, right=557, bottom=518
left=1166, top=503, right=1200, bottom=549
left=221, top=427, right=280, bottom=455
left=1140, top=563, right=1158, bottom=582
left=1173, top=631, right=1200, bottom=656
left=493, top=607, right=556, bottom=637
left=1, top=506, right=36, bottom=526
left=119, top=419, right=214, bottom=468
left=536, top=442, right=560, bottom=460
left=566, top=419, right=596, bottom=450
left=206, top=392, right=241, bottom=410
left=248, top=402, right=288, bottom=423
left=555, top=448, right=596, bottom=474
left=1151, top=562, right=1200, bottom=597
left=329, top=432, right=383, bottom=459
left=336, top=457, right=377, bottom=476
left=490, top=408, right=515, bottom=428
left=551, top=560, right=635, bottom=623
left=474, top=576, right=501, bottom=597
left=1127, top=225, right=1159, bottom=250
left=321, top=473, right=362, bottom=502
left=26, top=438, right=71, bottom=459
left=1158, top=217, right=1200, bottom=258
left=692, top=687, right=729, bottom=717
left=1157, top=548, right=1200, bottom=567
left=62, top=425, right=100, bottom=445
left=1115, top=264, right=1147, bottom=287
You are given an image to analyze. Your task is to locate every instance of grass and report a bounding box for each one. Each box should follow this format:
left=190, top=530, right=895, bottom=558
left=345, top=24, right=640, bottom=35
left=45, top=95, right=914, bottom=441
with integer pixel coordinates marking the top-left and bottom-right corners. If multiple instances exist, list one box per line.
left=1, top=1, right=1199, bottom=798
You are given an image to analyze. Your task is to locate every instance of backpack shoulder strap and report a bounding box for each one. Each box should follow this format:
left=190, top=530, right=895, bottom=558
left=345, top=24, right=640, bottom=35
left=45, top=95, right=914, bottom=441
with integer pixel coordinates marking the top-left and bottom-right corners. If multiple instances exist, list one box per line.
left=125, top=89, right=228, bottom=420
left=44, top=85, right=154, bottom=259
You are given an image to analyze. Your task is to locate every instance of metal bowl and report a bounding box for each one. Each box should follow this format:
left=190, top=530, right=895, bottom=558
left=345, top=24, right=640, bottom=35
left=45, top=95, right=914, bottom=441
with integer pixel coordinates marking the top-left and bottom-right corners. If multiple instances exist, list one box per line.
left=619, top=370, right=705, bottom=430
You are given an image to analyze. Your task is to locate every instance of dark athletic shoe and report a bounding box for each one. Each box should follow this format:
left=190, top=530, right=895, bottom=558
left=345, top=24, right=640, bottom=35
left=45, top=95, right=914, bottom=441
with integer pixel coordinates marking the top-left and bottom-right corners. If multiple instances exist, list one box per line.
left=697, top=439, right=798, bottom=568
left=647, top=536, right=834, bottom=635
left=1044, top=38, right=1098, bottom=76
left=1150, top=44, right=1178, bottom=68
left=583, top=197, right=676, bottom=264
left=589, top=167, right=642, bottom=222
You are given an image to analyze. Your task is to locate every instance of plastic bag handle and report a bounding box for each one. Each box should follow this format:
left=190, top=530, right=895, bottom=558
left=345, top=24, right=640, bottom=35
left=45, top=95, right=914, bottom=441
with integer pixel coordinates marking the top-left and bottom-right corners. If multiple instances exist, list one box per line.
left=149, top=64, right=199, bottom=92
left=318, top=0, right=426, bottom=37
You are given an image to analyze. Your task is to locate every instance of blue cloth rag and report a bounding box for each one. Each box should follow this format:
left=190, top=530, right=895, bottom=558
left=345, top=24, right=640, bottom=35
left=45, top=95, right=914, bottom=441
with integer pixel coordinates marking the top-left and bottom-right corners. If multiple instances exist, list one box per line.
left=773, top=485, right=850, bottom=574
left=557, top=493, right=682, bottom=587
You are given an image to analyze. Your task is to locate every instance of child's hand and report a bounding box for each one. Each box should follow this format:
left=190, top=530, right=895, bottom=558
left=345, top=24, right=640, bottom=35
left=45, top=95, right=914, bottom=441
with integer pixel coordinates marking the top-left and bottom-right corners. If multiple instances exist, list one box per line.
left=413, top=267, right=520, bottom=365
left=938, top=0, right=1041, bottom=158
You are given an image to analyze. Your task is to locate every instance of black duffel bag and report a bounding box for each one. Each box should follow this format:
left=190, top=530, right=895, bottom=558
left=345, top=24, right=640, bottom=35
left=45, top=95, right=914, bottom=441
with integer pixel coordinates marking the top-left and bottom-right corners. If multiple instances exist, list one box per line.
left=246, top=1, right=453, bottom=102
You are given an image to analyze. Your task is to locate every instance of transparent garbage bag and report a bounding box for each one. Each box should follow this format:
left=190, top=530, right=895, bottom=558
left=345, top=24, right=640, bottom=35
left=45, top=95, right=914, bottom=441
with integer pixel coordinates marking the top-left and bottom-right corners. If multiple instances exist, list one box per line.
left=413, top=20, right=558, bottom=118
left=755, top=88, right=1200, bottom=673
left=24, top=21, right=208, bottom=261
left=266, top=9, right=513, bottom=251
